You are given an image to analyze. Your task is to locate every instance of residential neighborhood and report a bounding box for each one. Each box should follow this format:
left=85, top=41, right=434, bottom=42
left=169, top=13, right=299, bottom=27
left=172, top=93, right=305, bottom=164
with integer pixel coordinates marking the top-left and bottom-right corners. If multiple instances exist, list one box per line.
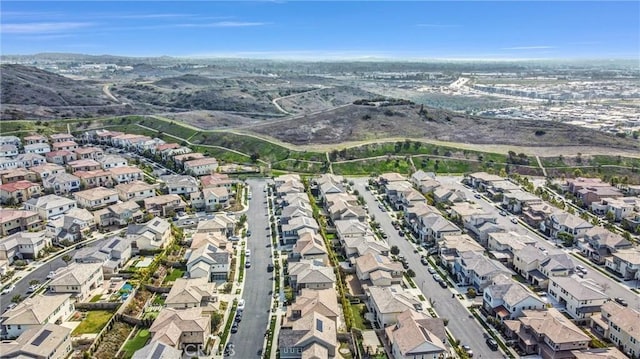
left=0, top=130, right=639, bottom=359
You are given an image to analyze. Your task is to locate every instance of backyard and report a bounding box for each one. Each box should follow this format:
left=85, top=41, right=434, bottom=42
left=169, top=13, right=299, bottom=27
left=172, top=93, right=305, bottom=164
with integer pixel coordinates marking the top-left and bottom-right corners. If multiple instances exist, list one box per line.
left=163, top=268, right=185, bottom=283
left=71, top=310, right=115, bottom=335
left=122, top=328, right=151, bottom=358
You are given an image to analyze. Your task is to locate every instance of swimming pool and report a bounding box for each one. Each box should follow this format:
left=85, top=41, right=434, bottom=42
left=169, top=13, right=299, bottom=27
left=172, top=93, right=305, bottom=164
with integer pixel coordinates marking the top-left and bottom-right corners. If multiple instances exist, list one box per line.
left=122, top=282, right=134, bottom=292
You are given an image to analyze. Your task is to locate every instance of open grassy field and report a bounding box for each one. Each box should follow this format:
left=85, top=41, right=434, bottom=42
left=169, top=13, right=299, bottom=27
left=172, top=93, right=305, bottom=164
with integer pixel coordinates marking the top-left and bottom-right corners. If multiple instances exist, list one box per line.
left=333, top=157, right=413, bottom=175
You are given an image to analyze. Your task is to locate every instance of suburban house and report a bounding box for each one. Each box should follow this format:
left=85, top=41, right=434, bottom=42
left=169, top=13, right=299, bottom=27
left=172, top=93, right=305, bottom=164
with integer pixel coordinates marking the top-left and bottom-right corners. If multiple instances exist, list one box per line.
left=93, top=201, right=143, bottom=227
left=289, top=231, right=329, bottom=264
left=0, top=231, right=51, bottom=264
left=354, top=252, right=403, bottom=287
left=326, top=196, right=366, bottom=222
left=160, top=174, right=199, bottom=195
left=42, top=173, right=81, bottom=195
left=149, top=307, right=211, bottom=350
left=31, top=163, right=66, bottom=181
left=522, top=203, right=556, bottom=228
left=67, top=159, right=101, bottom=173
left=195, top=214, right=235, bottom=237
left=385, top=309, right=447, bottom=359
left=0, top=180, right=42, bottom=204
left=547, top=277, right=608, bottom=324
left=578, top=227, right=632, bottom=264
left=23, top=135, right=47, bottom=145
left=512, top=245, right=575, bottom=288
left=74, top=146, right=104, bottom=160
left=165, top=277, right=217, bottom=310
left=74, top=169, right=113, bottom=189
left=98, top=155, right=128, bottom=169
left=280, top=203, right=313, bottom=226
left=0, top=323, right=72, bottom=359
left=185, top=243, right=230, bottom=282
left=48, top=262, right=104, bottom=302
left=172, top=152, right=204, bottom=165
left=0, top=209, right=42, bottom=236
left=190, top=232, right=228, bottom=252
left=487, top=231, right=537, bottom=264
left=281, top=216, right=320, bottom=245
left=51, top=141, right=78, bottom=152
left=115, top=181, right=156, bottom=201
left=334, top=219, right=373, bottom=243
left=590, top=301, right=640, bottom=358
left=74, top=187, right=118, bottom=210
left=605, top=248, right=640, bottom=280
left=482, top=274, right=546, bottom=321
left=16, top=153, right=46, bottom=169
left=342, top=235, right=390, bottom=258
left=73, top=237, right=132, bottom=273
left=183, top=157, right=218, bottom=176
left=591, top=197, right=636, bottom=221
left=0, top=157, right=19, bottom=171
left=416, top=213, right=461, bottom=243
left=45, top=150, right=77, bottom=165
left=0, top=145, right=19, bottom=158
left=144, top=194, right=186, bottom=217
left=576, top=186, right=624, bottom=207
left=453, top=251, right=513, bottom=291
left=284, top=288, right=340, bottom=328
left=502, top=190, right=543, bottom=214
left=437, top=234, right=484, bottom=271
left=287, top=259, right=336, bottom=292
left=46, top=208, right=95, bottom=242
left=503, top=308, right=590, bottom=359
left=466, top=172, right=504, bottom=191
left=200, top=173, right=233, bottom=189
left=543, top=211, right=593, bottom=239
left=192, top=187, right=230, bottom=211
left=108, top=166, right=144, bottom=184
left=0, top=294, right=74, bottom=339
left=25, top=194, right=76, bottom=220
left=0, top=168, right=38, bottom=184
left=278, top=311, right=337, bottom=359
left=132, top=341, right=182, bottom=359
left=367, top=285, right=423, bottom=328
left=126, top=218, right=171, bottom=251
left=49, top=134, right=75, bottom=143
left=23, top=143, right=50, bottom=155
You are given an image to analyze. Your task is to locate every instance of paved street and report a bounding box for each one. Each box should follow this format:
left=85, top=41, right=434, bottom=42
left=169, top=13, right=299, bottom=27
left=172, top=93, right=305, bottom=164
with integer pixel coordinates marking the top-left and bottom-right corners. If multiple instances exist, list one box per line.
left=229, top=178, right=272, bottom=358
left=352, top=178, right=496, bottom=358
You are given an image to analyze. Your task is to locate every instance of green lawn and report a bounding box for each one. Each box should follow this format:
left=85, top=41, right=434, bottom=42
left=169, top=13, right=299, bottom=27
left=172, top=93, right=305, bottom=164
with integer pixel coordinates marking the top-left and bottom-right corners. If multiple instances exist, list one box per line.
left=163, top=268, right=185, bottom=283
left=122, top=329, right=151, bottom=358
left=89, top=294, right=102, bottom=303
left=349, top=303, right=370, bottom=330
left=72, top=310, right=114, bottom=335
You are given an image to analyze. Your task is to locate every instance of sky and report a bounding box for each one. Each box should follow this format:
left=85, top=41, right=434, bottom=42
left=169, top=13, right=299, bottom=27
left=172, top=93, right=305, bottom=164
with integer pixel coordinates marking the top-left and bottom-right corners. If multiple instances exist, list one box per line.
left=1, top=1, right=639, bottom=60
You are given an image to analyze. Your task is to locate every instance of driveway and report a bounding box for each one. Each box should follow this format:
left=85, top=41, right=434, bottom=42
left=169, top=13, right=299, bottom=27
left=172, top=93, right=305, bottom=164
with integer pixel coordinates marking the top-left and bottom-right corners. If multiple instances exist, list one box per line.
left=229, top=178, right=272, bottom=358
left=352, top=178, right=495, bottom=358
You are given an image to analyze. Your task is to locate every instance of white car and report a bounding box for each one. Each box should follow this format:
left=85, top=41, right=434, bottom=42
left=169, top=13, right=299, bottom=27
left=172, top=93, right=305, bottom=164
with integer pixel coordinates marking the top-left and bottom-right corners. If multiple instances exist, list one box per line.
left=245, top=249, right=251, bottom=257
left=1, top=284, right=15, bottom=295
left=510, top=217, right=518, bottom=224
left=237, top=299, right=245, bottom=311
left=46, top=271, right=56, bottom=279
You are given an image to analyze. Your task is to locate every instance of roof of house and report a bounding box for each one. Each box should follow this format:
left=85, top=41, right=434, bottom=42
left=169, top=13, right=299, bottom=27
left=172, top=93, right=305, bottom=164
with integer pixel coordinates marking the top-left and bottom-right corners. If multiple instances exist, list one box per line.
left=282, top=216, right=319, bottom=232
left=550, top=277, right=608, bottom=301
left=165, top=277, right=216, bottom=305
left=286, top=287, right=340, bottom=323
left=514, top=244, right=547, bottom=264
left=278, top=311, right=337, bottom=351
left=184, top=157, right=218, bottom=167
left=293, top=232, right=328, bottom=257
left=551, top=211, right=593, bottom=230
left=1, top=294, right=71, bottom=325
left=68, top=159, right=101, bottom=168
left=540, top=252, right=575, bottom=273
left=108, top=166, right=143, bottom=175
left=144, top=194, right=184, bottom=206
left=0, top=231, right=48, bottom=251
left=601, top=301, right=640, bottom=338
left=385, top=309, right=447, bottom=356
left=334, top=219, right=371, bottom=237
left=160, top=174, right=199, bottom=187
left=469, top=171, right=503, bottom=182
left=367, top=285, right=421, bottom=314
left=0, top=180, right=40, bottom=192
left=611, top=248, right=640, bottom=265
left=439, top=234, right=484, bottom=253
left=355, top=252, right=403, bottom=275
left=31, top=163, right=65, bottom=174
left=132, top=340, right=183, bottom=359
left=187, top=243, right=230, bottom=267
left=486, top=276, right=542, bottom=308
left=116, top=181, right=155, bottom=194
left=74, top=169, right=111, bottom=179
left=25, top=194, right=75, bottom=210
left=458, top=251, right=513, bottom=277
left=584, top=227, right=631, bottom=249
left=127, top=218, right=170, bottom=236
left=0, top=209, right=39, bottom=223
left=379, top=172, right=407, bottom=182
left=45, top=172, right=80, bottom=186
left=150, top=307, right=209, bottom=347
left=195, top=215, right=235, bottom=232
left=288, top=259, right=336, bottom=284
left=203, top=186, right=229, bottom=198
left=74, top=187, right=117, bottom=202
left=49, top=262, right=102, bottom=287
left=105, top=200, right=141, bottom=215
left=517, top=308, right=591, bottom=344
left=571, top=348, right=631, bottom=359
left=0, top=323, right=72, bottom=358
left=200, top=173, right=232, bottom=187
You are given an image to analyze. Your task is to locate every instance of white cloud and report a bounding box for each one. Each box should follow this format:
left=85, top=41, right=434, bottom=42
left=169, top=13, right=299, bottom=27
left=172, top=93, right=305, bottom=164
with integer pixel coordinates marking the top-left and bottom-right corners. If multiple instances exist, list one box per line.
left=502, top=45, right=556, bottom=50
left=0, top=22, right=93, bottom=34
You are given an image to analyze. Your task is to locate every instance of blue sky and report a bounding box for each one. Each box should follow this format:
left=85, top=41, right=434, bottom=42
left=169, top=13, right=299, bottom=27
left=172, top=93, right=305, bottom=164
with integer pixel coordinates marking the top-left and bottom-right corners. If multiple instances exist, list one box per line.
left=1, top=1, right=638, bottom=59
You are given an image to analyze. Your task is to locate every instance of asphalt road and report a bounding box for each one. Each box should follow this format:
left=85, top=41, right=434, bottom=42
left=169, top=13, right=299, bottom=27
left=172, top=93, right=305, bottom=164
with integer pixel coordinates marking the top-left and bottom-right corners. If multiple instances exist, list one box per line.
left=229, top=178, right=272, bottom=358
left=437, top=176, right=640, bottom=310
left=353, top=178, right=496, bottom=358
left=0, top=237, right=110, bottom=312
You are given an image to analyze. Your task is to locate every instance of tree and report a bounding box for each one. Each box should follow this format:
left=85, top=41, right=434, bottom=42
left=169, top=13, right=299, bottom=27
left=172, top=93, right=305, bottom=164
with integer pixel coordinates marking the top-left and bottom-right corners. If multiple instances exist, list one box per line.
left=467, top=287, right=477, bottom=298
left=390, top=245, right=400, bottom=255
left=11, top=295, right=22, bottom=303
left=605, top=211, right=615, bottom=222
left=29, top=279, right=40, bottom=286
left=62, top=255, right=73, bottom=265
left=406, top=269, right=416, bottom=277
left=250, top=152, right=260, bottom=162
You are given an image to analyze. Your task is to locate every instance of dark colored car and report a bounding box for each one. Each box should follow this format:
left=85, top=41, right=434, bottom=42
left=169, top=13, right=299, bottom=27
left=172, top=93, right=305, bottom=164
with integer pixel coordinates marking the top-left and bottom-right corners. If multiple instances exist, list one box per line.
left=614, top=297, right=629, bottom=307
left=267, top=264, right=274, bottom=272
left=438, top=280, right=447, bottom=288
left=231, top=323, right=239, bottom=333
left=486, top=337, right=499, bottom=351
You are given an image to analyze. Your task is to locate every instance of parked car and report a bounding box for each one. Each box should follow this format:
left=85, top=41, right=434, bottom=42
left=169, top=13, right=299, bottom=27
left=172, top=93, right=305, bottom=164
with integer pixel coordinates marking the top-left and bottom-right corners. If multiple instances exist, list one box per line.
left=510, top=217, right=518, bottom=224
left=5, top=303, right=17, bottom=312
left=614, top=297, right=629, bottom=307
left=1, top=284, right=15, bottom=295
left=438, top=280, right=447, bottom=288
left=420, top=257, right=429, bottom=265
left=46, top=271, right=56, bottom=279
left=398, top=231, right=405, bottom=237
left=427, top=267, right=436, bottom=274
left=433, top=274, right=442, bottom=282
left=246, top=230, right=252, bottom=237
left=499, top=210, right=507, bottom=216
left=245, top=261, right=251, bottom=268
left=237, top=299, right=245, bottom=311
left=486, top=337, right=499, bottom=351
left=231, top=323, right=239, bottom=333
left=462, top=345, right=474, bottom=357
left=267, top=264, right=274, bottom=272
left=474, top=193, right=482, bottom=199
left=26, top=284, right=39, bottom=294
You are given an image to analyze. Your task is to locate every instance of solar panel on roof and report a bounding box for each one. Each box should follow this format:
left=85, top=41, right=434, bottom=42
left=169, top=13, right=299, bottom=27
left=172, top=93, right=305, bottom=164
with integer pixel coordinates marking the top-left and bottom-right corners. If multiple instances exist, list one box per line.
left=153, top=220, right=160, bottom=226
left=108, top=239, right=120, bottom=249
left=150, top=343, right=165, bottom=359
left=31, top=329, right=52, bottom=346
